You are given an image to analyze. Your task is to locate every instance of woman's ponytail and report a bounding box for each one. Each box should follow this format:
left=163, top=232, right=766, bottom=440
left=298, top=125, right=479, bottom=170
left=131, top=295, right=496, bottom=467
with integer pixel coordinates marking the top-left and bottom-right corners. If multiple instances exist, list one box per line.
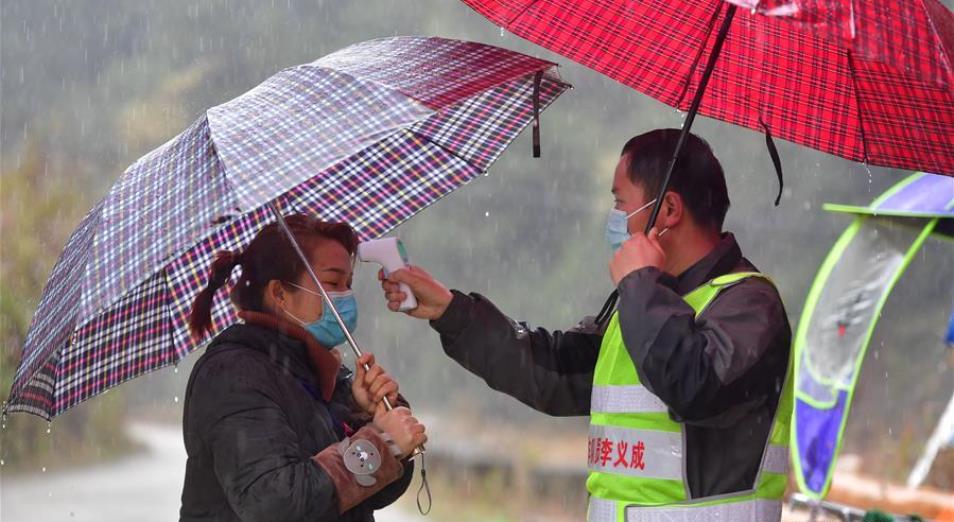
left=188, top=250, right=242, bottom=339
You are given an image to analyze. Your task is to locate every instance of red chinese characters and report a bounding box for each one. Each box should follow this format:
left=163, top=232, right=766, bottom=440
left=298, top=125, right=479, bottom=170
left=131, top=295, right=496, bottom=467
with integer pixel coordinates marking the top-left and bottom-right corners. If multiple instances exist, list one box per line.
left=587, top=436, right=647, bottom=471
left=631, top=440, right=646, bottom=470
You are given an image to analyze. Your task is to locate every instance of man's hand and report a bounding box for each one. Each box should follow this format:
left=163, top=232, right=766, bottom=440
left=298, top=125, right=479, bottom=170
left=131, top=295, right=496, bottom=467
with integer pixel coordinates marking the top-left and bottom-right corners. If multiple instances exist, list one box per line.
left=352, top=353, right=399, bottom=416
left=378, top=265, right=453, bottom=320
left=609, top=228, right=666, bottom=286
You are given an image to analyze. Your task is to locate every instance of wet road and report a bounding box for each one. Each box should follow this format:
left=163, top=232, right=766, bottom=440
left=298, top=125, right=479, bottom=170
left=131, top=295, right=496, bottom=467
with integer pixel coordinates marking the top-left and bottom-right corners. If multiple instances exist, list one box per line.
left=1, top=422, right=417, bottom=522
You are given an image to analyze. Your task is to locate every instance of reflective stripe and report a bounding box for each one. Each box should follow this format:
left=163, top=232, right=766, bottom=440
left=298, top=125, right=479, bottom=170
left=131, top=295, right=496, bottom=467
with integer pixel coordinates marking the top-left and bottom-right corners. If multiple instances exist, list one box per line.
left=762, top=444, right=789, bottom=475
left=587, top=496, right=783, bottom=522
left=588, top=424, right=683, bottom=481
left=591, top=385, right=668, bottom=414
left=587, top=496, right=618, bottom=522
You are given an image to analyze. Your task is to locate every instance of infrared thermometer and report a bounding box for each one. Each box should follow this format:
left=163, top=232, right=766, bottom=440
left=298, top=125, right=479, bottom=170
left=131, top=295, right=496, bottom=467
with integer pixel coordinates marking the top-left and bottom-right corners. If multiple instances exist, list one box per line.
left=357, top=237, right=418, bottom=312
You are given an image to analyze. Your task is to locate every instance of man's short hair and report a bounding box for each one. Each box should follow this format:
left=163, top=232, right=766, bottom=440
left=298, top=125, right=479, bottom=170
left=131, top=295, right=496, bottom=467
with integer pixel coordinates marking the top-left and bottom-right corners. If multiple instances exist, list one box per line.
left=621, top=129, right=730, bottom=229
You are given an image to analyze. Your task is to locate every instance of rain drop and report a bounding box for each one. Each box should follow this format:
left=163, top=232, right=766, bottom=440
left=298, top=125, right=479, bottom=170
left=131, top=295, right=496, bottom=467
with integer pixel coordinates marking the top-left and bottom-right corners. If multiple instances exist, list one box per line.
left=46, top=423, right=52, bottom=434
left=499, top=26, right=505, bottom=37
left=485, top=211, right=490, bottom=217
left=174, top=366, right=179, bottom=374
left=42, top=466, right=47, bottom=473
left=1, top=459, right=5, bottom=466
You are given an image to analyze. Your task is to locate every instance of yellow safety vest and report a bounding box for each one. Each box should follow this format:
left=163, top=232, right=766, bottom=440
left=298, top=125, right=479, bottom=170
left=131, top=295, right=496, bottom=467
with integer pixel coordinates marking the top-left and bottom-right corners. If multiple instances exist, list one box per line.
left=587, top=272, right=793, bottom=522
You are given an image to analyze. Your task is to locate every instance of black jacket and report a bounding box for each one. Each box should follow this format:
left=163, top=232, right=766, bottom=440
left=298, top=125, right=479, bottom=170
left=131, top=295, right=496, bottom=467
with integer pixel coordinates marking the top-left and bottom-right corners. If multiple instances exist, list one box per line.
left=179, top=320, right=413, bottom=522
left=430, top=233, right=791, bottom=498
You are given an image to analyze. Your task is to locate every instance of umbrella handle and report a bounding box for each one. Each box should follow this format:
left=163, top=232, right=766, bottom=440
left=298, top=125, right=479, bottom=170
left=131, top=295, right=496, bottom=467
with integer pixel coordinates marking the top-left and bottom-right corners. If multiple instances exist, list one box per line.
left=267, top=203, right=425, bottom=455
left=645, top=3, right=737, bottom=233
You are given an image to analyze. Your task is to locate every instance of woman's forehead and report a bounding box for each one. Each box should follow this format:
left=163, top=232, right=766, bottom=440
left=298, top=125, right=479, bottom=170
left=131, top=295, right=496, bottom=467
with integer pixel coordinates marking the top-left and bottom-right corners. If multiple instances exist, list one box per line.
left=310, top=241, right=353, bottom=273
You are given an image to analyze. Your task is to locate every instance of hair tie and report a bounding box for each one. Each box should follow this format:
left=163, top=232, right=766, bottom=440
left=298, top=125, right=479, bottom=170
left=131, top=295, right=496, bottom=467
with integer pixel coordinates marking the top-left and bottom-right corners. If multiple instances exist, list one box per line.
left=210, top=250, right=242, bottom=288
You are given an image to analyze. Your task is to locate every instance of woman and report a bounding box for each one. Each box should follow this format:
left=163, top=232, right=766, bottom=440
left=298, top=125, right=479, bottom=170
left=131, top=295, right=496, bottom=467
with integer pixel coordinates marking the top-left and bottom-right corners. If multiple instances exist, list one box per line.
left=179, top=214, right=426, bottom=522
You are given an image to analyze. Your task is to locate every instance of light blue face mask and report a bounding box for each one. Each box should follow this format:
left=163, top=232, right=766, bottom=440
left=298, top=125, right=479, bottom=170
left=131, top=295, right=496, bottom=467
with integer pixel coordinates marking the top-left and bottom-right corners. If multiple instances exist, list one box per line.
left=283, top=282, right=358, bottom=349
left=605, top=198, right=656, bottom=251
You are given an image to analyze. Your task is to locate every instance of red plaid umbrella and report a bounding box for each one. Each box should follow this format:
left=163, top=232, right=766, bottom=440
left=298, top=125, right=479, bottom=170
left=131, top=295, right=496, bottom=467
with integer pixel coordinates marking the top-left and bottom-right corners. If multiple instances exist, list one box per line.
left=462, top=0, right=954, bottom=227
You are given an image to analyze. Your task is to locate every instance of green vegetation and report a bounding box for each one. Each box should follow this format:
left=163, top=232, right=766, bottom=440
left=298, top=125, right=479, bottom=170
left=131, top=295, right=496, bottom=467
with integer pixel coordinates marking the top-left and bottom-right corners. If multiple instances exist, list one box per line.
left=1, top=144, right=135, bottom=472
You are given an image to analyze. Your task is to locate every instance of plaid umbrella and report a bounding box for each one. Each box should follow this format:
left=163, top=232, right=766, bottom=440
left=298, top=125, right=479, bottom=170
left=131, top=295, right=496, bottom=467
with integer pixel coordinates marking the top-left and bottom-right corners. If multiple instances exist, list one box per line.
left=461, top=0, right=954, bottom=227
left=5, top=36, right=570, bottom=420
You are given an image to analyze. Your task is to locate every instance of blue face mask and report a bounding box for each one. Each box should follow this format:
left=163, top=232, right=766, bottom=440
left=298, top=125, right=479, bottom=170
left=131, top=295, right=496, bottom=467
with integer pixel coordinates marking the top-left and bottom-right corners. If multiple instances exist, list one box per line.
left=283, top=282, right=358, bottom=349
left=605, top=198, right=656, bottom=251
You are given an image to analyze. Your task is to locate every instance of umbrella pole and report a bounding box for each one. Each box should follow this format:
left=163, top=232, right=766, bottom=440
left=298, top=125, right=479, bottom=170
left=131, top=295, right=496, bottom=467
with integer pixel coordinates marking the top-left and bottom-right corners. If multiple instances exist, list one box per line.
left=644, top=3, right=738, bottom=233
left=266, top=203, right=396, bottom=411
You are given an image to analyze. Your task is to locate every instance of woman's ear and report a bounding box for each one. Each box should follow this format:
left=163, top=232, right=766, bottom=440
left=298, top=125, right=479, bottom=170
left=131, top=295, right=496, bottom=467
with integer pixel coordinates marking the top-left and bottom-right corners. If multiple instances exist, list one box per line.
left=264, top=280, right=286, bottom=312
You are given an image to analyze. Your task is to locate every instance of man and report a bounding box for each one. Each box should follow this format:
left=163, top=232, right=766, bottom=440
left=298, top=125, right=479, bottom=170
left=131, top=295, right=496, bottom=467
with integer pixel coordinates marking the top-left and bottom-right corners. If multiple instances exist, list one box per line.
left=380, top=129, right=793, bottom=521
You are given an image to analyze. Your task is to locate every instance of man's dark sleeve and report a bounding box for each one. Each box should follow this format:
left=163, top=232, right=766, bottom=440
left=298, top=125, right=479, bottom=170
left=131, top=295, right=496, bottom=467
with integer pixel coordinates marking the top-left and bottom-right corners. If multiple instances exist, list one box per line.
left=616, top=268, right=790, bottom=427
left=428, top=290, right=604, bottom=416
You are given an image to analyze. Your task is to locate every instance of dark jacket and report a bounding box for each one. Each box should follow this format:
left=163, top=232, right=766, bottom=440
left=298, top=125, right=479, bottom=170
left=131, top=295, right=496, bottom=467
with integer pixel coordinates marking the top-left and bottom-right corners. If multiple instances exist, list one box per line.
left=179, top=312, right=413, bottom=522
left=430, top=233, right=791, bottom=498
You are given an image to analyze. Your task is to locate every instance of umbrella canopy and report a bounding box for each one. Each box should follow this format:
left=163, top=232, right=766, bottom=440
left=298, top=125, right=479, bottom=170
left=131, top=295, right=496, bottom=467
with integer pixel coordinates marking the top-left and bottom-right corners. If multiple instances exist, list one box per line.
left=824, top=171, right=954, bottom=239
left=5, top=36, right=570, bottom=420
left=791, top=172, right=954, bottom=498
left=460, top=0, right=954, bottom=176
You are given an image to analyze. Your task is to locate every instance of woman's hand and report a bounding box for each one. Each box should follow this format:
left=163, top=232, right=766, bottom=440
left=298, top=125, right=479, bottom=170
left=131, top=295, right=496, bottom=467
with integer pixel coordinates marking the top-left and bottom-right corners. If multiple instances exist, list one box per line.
left=372, top=404, right=427, bottom=458
left=351, top=353, right=399, bottom=416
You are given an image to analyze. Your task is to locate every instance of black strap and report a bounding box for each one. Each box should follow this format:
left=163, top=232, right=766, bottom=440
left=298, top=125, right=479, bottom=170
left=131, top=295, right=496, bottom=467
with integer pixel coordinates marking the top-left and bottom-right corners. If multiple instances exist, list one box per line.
left=762, top=119, right=784, bottom=206
left=532, top=71, right=543, bottom=158
left=416, top=452, right=432, bottom=515
left=594, top=290, right=619, bottom=328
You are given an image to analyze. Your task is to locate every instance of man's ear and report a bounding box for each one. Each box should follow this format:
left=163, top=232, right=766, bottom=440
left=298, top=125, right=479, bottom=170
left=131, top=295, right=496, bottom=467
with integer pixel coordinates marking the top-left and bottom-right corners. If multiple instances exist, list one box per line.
left=662, top=191, right=684, bottom=229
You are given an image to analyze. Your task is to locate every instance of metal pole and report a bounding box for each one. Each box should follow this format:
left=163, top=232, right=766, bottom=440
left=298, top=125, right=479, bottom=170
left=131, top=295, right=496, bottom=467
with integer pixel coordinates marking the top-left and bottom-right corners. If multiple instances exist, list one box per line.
left=907, top=389, right=954, bottom=488
left=644, top=3, right=738, bottom=233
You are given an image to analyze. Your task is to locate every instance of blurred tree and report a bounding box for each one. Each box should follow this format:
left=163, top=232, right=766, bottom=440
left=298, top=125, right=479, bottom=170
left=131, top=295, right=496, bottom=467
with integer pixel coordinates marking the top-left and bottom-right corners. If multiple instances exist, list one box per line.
left=1, top=141, right=132, bottom=472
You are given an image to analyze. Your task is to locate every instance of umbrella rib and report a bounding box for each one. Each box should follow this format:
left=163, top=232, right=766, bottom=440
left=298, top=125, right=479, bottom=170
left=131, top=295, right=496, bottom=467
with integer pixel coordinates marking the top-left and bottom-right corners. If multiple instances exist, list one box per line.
left=504, top=0, right=543, bottom=27
left=917, top=0, right=954, bottom=80
left=674, top=1, right=727, bottom=110
left=846, top=50, right=871, bottom=165
left=406, top=76, right=566, bottom=176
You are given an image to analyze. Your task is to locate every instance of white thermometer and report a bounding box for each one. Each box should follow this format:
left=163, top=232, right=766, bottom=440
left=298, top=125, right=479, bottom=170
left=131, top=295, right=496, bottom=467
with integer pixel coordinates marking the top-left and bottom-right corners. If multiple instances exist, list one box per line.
left=357, top=237, right=418, bottom=312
